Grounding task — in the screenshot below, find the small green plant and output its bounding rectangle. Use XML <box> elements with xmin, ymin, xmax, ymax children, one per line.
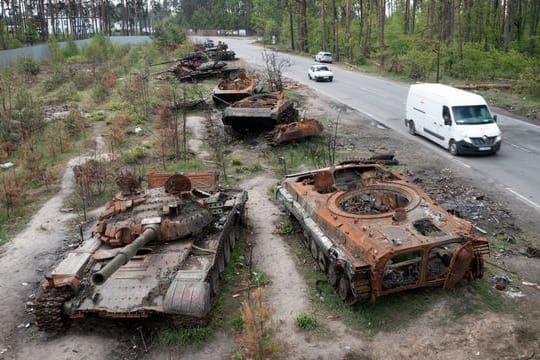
<box><xmin>229</xmin><ymin>310</ymin><xmax>244</xmax><ymax>333</ymax></box>
<box><xmin>92</xmin><ymin>83</ymin><xmax>109</xmax><ymax>103</ymax></box>
<box><xmin>277</xmin><ymin>222</ymin><xmax>295</xmax><ymax>236</ymax></box>
<box><xmin>124</xmin><ymin>146</ymin><xmax>147</xmax><ymax>164</ymax></box>
<box><xmin>88</xmin><ymin>111</ymin><xmax>106</xmax><ymax>122</ymax></box>
<box><xmin>231</xmin><ymin>158</ymin><xmax>243</xmax><ymax>166</ymax></box>
<box><xmin>251</xmin><ymin>271</ymin><xmax>270</xmax><ymax>287</ymax></box>
<box><xmin>18</xmin><ymin>57</ymin><xmax>40</xmax><ymax>76</ymax></box>
<box><xmin>295</xmin><ymin>311</ymin><xmax>320</xmax><ymax>331</ymax></box>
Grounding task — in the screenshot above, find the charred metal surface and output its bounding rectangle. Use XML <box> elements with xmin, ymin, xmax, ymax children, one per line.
<box><xmin>153</xmin><ymin>52</ymin><xmax>241</xmax><ymax>82</ymax></box>
<box><xmin>34</xmin><ymin>172</ymin><xmax>247</xmax><ymax>331</ymax></box>
<box><xmin>222</xmin><ymin>92</ymin><xmax>299</xmax><ymax>131</ymax></box>
<box><xmin>275</xmin><ymin>157</ymin><xmax>489</xmax><ymax>304</ymax></box>
<box><xmin>213</xmin><ymin>73</ymin><xmax>259</xmax><ymax>106</ymax></box>
<box><xmin>265</xmin><ymin>118</ymin><xmax>324</xmax><ymax>145</ymax></box>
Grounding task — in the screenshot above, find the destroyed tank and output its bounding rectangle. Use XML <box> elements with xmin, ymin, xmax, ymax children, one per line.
<box><xmin>275</xmin><ymin>157</ymin><xmax>489</xmax><ymax>304</ymax></box>
<box><xmin>34</xmin><ymin>172</ymin><xmax>247</xmax><ymax>331</ymax></box>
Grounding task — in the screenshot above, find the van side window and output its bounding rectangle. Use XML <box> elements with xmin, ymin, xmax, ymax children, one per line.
<box><xmin>442</xmin><ymin>106</ymin><xmax>451</xmax><ymax>124</ymax></box>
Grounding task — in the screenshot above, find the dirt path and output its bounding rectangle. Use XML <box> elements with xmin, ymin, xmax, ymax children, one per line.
<box><xmin>1</xmin><ymin>91</ymin><xmax>538</xmax><ymax>360</ymax></box>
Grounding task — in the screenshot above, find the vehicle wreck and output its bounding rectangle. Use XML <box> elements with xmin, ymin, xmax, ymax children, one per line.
<box><xmin>33</xmin><ymin>172</ymin><xmax>247</xmax><ymax>331</ymax></box>
<box><xmin>212</xmin><ymin>73</ymin><xmax>262</xmax><ymax>106</ymax></box>
<box><xmin>222</xmin><ymin>92</ymin><xmax>298</xmax><ymax>131</ymax></box>
<box><xmin>265</xmin><ymin>118</ymin><xmax>324</xmax><ymax>145</ymax></box>
<box><xmin>275</xmin><ymin>158</ymin><xmax>489</xmax><ymax>303</ymax></box>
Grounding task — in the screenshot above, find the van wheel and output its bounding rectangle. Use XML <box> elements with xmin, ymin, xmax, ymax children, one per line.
<box><xmin>407</xmin><ymin>121</ymin><xmax>416</xmax><ymax>135</ymax></box>
<box><xmin>449</xmin><ymin>140</ymin><xmax>459</xmax><ymax>156</ymax></box>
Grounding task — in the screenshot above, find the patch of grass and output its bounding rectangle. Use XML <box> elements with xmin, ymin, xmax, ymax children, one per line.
<box><xmin>250</xmin><ymin>271</ymin><xmax>270</xmax><ymax>287</ymax></box>
<box><xmin>160</xmin><ymin>325</ymin><xmax>211</xmax><ymax>346</ymax></box>
<box><xmin>88</xmin><ymin>111</ymin><xmax>106</xmax><ymax>122</ymax></box>
<box><xmin>277</xmin><ymin>222</ymin><xmax>295</xmax><ymax>236</ymax></box>
<box><xmin>284</xmin><ymin>90</ymin><xmax>304</xmax><ymax>103</ymax></box>
<box><xmin>231</xmin><ymin>158</ymin><xmax>243</xmax><ymax>166</ymax></box>
<box><xmin>233</xmin><ymin>163</ymin><xmax>264</xmax><ymax>176</ymax></box>
<box><xmin>165</xmin><ymin>159</ymin><xmax>208</xmax><ymax>173</ymax></box>
<box><xmin>295</xmin><ymin>311</ymin><xmax>320</xmax><ymax>331</ymax></box>
<box><xmin>106</xmin><ymin>100</ymin><xmax>127</xmax><ymax>111</ymax></box>
<box><xmin>263</xmin><ymin>137</ymin><xmax>333</xmax><ymax>176</ymax></box>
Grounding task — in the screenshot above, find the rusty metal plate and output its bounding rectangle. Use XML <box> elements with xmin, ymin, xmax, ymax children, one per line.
<box><xmin>443</xmin><ymin>242</ymin><xmax>474</xmax><ymax>289</ymax></box>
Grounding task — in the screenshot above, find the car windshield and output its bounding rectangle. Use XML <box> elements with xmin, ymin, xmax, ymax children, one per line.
<box><xmin>316</xmin><ymin>66</ymin><xmax>329</xmax><ymax>71</ymax></box>
<box><xmin>452</xmin><ymin>105</ymin><xmax>494</xmax><ymax>125</ymax></box>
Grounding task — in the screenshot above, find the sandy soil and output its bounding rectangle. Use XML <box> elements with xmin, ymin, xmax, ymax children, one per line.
<box><xmin>0</xmin><ymin>86</ymin><xmax>539</xmax><ymax>360</ymax></box>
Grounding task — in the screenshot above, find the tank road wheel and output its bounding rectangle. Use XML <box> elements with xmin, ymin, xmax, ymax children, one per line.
<box><xmin>327</xmin><ymin>262</ymin><xmax>339</xmax><ymax>287</ymax></box>
<box><xmin>407</xmin><ymin>120</ymin><xmax>416</xmax><ymax>135</ymax></box>
<box><xmin>34</xmin><ymin>287</ymin><xmax>74</xmax><ymax>332</ymax></box>
<box><xmin>210</xmin><ymin>268</ymin><xmax>221</xmax><ymax>296</ymax></box>
<box><xmin>224</xmin><ymin>239</ymin><xmax>231</xmax><ymax>264</ymax></box>
<box><xmin>310</xmin><ymin>239</ymin><xmax>319</xmax><ymax>260</ymax></box>
<box><xmin>317</xmin><ymin>251</ymin><xmax>328</xmax><ymax>273</ymax></box>
<box><xmin>217</xmin><ymin>249</ymin><xmax>225</xmax><ymax>273</ymax></box>
<box><xmin>337</xmin><ymin>276</ymin><xmax>356</xmax><ymax>304</ymax></box>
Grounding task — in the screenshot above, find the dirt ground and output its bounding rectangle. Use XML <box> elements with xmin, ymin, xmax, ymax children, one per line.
<box><xmin>0</xmin><ymin>84</ymin><xmax>539</xmax><ymax>360</ymax></box>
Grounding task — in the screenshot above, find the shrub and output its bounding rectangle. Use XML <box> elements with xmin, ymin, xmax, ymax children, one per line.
<box><xmin>43</xmin><ymin>66</ymin><xmax>67</xmax><ymax>91</ymax></box>
<box><xmin>295</xmin><ymin>312</ymin><xmax>320</xmax><ymax>331</ymax></box>
<box><xmin>92</xmin><ymin>83</ymin><xmax>109</xmax><ymax>103</ymax></box>
<box><xmin>61</xmin><ymin>36</ymin><xmax>79</xmax><ymax>59</ymax></box>
<box><xmin>72</xmin><ymin>70</ymin><xmax>95</xmax><ymax>90</ymax></box>
<box><xmin>17</xmin><ymin>57</ymin><xmax>40</xmax><ymax>76</ymax></box>
<box><xmin>277</xmin><ymin>222</ymin><xmax>295</xmax><ymax>236</ymax></box>
<box><xmin>124</xmin><ymin>146</ymin><xmax>147</xmax><ymax>164</ymax></box>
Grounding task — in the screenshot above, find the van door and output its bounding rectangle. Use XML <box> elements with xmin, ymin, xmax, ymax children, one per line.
<box><xmin>423</xmin><ymin>103</ymin><xmax>446</xmax><ymax>146</ymax></box>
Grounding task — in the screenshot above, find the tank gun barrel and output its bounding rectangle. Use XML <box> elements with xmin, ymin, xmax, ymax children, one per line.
<box><xmin>92</xmin><ymin>226</ymin><xmax>158</xmax><ymax>285</ymax></box>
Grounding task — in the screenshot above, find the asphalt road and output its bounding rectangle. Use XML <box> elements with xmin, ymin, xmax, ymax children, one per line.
<box><xmin>197</xmin><ymin>36</ymin><xmax>540</xmax><ymax>214</ymax></box>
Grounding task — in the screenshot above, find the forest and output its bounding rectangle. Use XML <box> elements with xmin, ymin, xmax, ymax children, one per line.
<box><xmin>1</xmin><ymin>0</ymin><xmax>539</xmax><ymax>92</ymax></box>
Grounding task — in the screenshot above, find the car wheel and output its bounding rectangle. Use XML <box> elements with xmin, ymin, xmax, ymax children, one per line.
<box><xmin>329</xmin><ymin>77</ymin><xmax>333</xmax><ymax>82</ymax></box>
<box><xmin>449</xmin><ymin>140</ymin><xmax>459</xmax><ymax>156</ymax></box>
<box><xmin>407</xmin><ymin>120</ymin><xmax>416</xmax><ymax>135</ymax></box>
<box><xmin>308</xmin><ymin>74</ymin><xmax>311</xmax><ymax>80</ymax></box>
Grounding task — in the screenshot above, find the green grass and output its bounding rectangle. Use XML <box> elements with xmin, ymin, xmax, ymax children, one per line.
<box><xmin>277</xmin><ymin>222</ymin><xmax>295</xmax><ymax>236</ymax></box>
<box><xmin>164</xmin><ymin>159</ymin><xmax>209</xmax><ymax>173</ymax></box>
<box><xmin>160</xmin><ymin>325</ymin><xmax>212</xmax><ymax>346</ymax></box>
<box><xmin>295</xmin><ymin>311</ymin><xmax>320</xmax><ymax>331</ymax></box>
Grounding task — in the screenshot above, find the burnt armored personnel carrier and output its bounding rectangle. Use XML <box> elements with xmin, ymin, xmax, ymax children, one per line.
<box><xmin>275</xmin><ymin>159</ymin><xmax>489</xmax><ymax>303</ymax></box>
<box><xmin>34</xmin><ymin>172</ymin><xmax>247</xmax><ymax>331</ymax></box>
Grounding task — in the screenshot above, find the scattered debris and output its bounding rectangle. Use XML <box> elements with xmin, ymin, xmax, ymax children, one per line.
<box><xmin>213</xmin><ymin>73</ymin><xmax>260</xmax><ymax>106</ymax></box>
<box><xmin>266</xmin><ymin>118</ymin><xmax>324</xmax><ymax>145</ymax></box>
<box><xmin>0</xmin><ymin>162</ymin><xmax>14</xmax><ymax>169</ymax></box>
<box><xmin>526</xmin><ymin>246</ymin><xmax>540</xmax><ymax>258</ymax></box>
<box><xmin>493</xmin><ymin>275</ymin><xmax>510</xmax><ymax>290</ymax></box>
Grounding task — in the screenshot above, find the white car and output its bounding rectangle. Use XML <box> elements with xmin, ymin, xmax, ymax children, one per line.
<box><xmin>315</xmin><ymin>51</ymin><xmax>333</xmax><ymax>63</ymax></box>
<box><xmin>308</xmin><ymin>64</ymin><xmax>334</xmax><ymax>82</ymax></box>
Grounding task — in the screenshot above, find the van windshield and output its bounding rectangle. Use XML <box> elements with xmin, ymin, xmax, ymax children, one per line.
<box><xmin>452</xmin><ymin>105</ymin><xmax>494</xmax><ymax>125</ymax></box>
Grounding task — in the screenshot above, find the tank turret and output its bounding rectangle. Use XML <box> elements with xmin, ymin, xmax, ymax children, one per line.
<box><xmin>34</xmin><ymin>171</ymin><xmax>248</xmax><ymax>331</ymax></box>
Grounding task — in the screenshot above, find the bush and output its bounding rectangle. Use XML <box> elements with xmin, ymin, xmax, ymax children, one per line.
<box><xmin>152</xmin><ymin>15</ymin><xmax>186</xmax><ymax>49</ymax></box>
<box><xmin>61</xmin><ymin>36</ymin><xmax>79</xmax><ymax>59</ymax></box>
<box><xmin>295</xmin><ymin>312</ymin><xmax>320</xmax><ymax>331</ymax></box>
<box><xmin>82</xmin><ymin>33</ymin><xmax>113</xmax><ymax>64</ymax></box>
<box><xmin>43</xmin><ymin>66</ymin><xmax>67</xmax><ymax>91</ymax></box>
<box><xmin>92</xmin><ymin>83</ymin><xmax>109</xmax><ymax>103</ymax></box>
<box><xmin>124</xmin><ymin>146</ymin><xmax>147</xmax><ymax>164</ymax></box>
<box><xmin>72</xmin><ymin>69</ymin><xmax>95</xmax><ymax>90</ymax></box>
<box><xmin>17</xmin><ymin>57</ymin><xmax>40</xmax><ymax>76</ymax></box>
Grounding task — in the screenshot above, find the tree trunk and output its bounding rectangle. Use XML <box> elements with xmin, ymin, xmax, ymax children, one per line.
<box><xmin>297</xmin><ymin>0</ymin><xmax>308</xmax><ymax>52</ymax></box>
<box><xmin>321</xmin><ymin>0</ymin><xmax>327</xmax><ymax>51</ymax></box>
<box><xmin>528</xmin><ymin>0</ymin><xmax>540</xmax><ymax>55</ymax></box>
<box><xmin>404</xmin><ymin>0</ymin><xmax>410</xmax><ymax>34</ymax></box>
<box><xmin>344</xmin><ymin>0</ymin><xmax>352</xmax><ymax>61</ymax></box>
<box><xmin>288</xmin><ymin>0</ymin><xmax>295</xmax><ymax>50</ymax></box>
<box><xmin>331</xmin><ymin>0</ymin><xmax>338</xmax><ymax>60</ymax></box>
<box><xmin>411</xmin><ymin>0</ymin><xmax>418</xmax><ymax>33</ymax></box>
<box><xmin>378</xmin><ymin>0</ymin><xmax>385</xmax><ymax>67</ymax></box>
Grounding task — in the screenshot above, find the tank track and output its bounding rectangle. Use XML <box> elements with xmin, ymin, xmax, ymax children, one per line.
<box><xmin>34</xmin><ymin>287</ymin><xmax>74</xmax><ymax>332</ymax></box>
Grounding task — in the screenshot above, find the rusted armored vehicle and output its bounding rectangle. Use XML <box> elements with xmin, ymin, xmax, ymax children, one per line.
<box><xmin>275</xmin><ymin>159</ymin><xmax>489</xmax><ymax>303</ymax></box>
<box><xmin>222</xmin><ymin>92</ymin><xmax>298</xmax><ymax>131</ymax></box>
<box><xmin>266</xmin><ymin>118</ymin><xmax>324</xmax><ymax>145</ymax></box>
<box><xmin>34</xmin><ymin>172</ymin><xmax>247</xmax><ymax>331</ymax></box>
<box><xmin>213</xmin><ymin>73</ymin><xmax>262</xmax><ymax>106</ymax></box>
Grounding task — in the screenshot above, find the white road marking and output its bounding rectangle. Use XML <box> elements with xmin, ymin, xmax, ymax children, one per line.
<box><xmin>509</xmin><ymin>143</ymin><xmax>532</xmax><ymax>153</ymax></box>
<box><xmin>453</xmin><ymin>159</ymin><xmax>471</xmax><ymax>168</ymax></box>
<box><xmin>505</xmin><ymin>187</ymin><xmax>540</xmax><ymax>211</ymax></box>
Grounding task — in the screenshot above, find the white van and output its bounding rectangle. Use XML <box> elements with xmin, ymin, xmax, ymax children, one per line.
<box><xmin>405</xmin><ymin>83</ymin><xmax>501</xmax><ymax>155</ymax></box>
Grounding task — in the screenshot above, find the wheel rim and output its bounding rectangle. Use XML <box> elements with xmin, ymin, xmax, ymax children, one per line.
<box><xmin>449</xmin><ymin>141</ymin><xmax>458</xmax><ymax>155</ymax></box>
<box><xmin>408</xmin><ymin>121</ymin><xmax>415</xmax><ymax>135</ymax></box>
